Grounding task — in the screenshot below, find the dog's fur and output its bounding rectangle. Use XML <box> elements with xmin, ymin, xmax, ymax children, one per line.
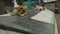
<box><xmin>11</xmin><ymin>6</ymin><xmax>28</xmax><ymax>16</ymax></box>
<box><xmin>33</xmin><ymin>5</ymin><xmax>43</xmax><ymax>11</ymax></box>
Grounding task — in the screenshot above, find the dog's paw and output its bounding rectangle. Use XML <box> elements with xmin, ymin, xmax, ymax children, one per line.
<box><xmin>20</xmin><ymin>14</ymin><xmax>25</xmax><ymax>16</ymax></box>
<box><xmin>11</xmin><ymin>13</ymin><xmax>15</xmax><ymax>16</ymax></box>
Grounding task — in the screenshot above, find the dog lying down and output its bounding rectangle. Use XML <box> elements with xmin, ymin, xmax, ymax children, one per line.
<box><xmin>33</xmin><ymin>5</ymin><xmax>44</xmax><ymax>11</ymax></box>
<box><xmin>11</xmin><ymin>6</ymin><xmax>28</xmax><ymax>16</ymax></box>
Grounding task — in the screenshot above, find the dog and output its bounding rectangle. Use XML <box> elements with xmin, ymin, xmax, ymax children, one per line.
<box><xmin>33</xmin><ymin>5</ymin><xmax>43</xmax><ymax>11</ymax></box>
<box><xmin>11</xmin><ymin>6</ymin><xmax>28</xmax><ymax>16</ymax></box>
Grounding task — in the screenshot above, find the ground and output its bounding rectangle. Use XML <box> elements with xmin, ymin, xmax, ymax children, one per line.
<box><xmin>0</xmin><ymin>2</ymin><xmax>55</xmax><ymax>34</ymax></box>
<box><xmin>0</xmin><ymin>8</ymin><xmax>55</xmax><ymax>34</ymax></box>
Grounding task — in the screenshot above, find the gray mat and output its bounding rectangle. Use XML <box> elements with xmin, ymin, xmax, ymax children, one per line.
<box><xmin>0</xmin><ymin>10</ymin><xmax>55</xmax><ymax>34</ymax></box>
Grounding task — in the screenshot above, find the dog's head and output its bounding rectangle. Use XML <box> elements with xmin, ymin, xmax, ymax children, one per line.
<box><xmin>16</xmin><ymin>6</ymin><xmax>24</xmax><ymax>11</ymax></box>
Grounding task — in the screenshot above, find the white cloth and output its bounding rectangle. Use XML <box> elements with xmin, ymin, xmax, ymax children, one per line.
<box><xmin>13</xmin><ymin>0</ymin><xmax>19</xmax><ymax>12</ymax></box>
<box><xmin>31</xmin><ymin>8</ymin><xmax>55</xmax><ymax>24</ymax></box>
<box><xmin>13</xmin><ymin>0</ymin><xmax>19</xmax><ymax>8</ymax></box>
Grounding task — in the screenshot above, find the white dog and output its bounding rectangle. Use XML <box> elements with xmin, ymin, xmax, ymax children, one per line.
<box><xmin>33</xmin><ymin>5</ymin><xmax>44</xmax><ymax>11</ymax></box>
